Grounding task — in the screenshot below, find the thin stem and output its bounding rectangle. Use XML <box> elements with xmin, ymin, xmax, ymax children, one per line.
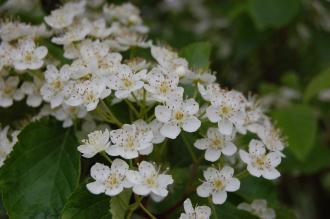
<box><xmin>181</xmin><ymin>134</ymin><xmax>198</xmax><ymax>164</ymax></box>
<box><xmin>235</xmin><ymin>169</ymin><xmax>249</xmax><ymax>179</ymax></box>
<box><xmin>100</xmin><ymin>152</ymin><xmax>112</xmax><ymax>164</ymax></box>
<box><xmin>146</xmin><ymin>113</ymin><xmax>155</xmax><ymax>122</ymax></box>
<box><xmin>209</xmin><ymin>197</ymin><xmax>219</xmax><ymax>219</ymax></box>
<box><xmin>139</xmin><ymin>202</ymin><xmax>157</xmax><ymax>219</ymax></box>
<box><xmin>126</xmin><ymin>195</ymin><xmax>142</xmax><ymax>219</ymax></box>
<box><xmin>100</xmin><ymin>100</ymin><xmax>123</xmax><ymax>127</ymax></box>
<box><xmin>124</xmin><ymin>99</ymin><xmax>140</xmax><ymax>117</ymax></box>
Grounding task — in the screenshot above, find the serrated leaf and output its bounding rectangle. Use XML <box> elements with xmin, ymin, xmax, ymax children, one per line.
<box><xmin>61</xmin><ymin>184</ymin><xmax>111</xmax><ymax>219</ymax></box>
<box><xmin>304</xmin><ymin>68</ymin><xmax>330</xmax><ymax>102</ymax></box>
<box><xmin>110</xmin><ymin>190</ymin><xmax>132</xmax><ymax>219</ymax></box>
<box><xmin>180</xmin><ymin>42</ymin><xmax>212</xmax><ymax>69</ymax></box>
<box><xmin>0</xmin><ymin>118</ymin><xmax>80</xmax><ymax>219</ymax></box>
<box><xmin>271</xmin><ymin>104</ymin><xmax>317</xmax><ymax>161</ymax></box>
<box><xmin>248</xmin><ymin>0</ymin><xmax>300</xmax><ymax>29</ymax></box>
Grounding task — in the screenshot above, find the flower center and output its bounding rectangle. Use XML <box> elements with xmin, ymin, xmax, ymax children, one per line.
<box><xmin>175</xmin><ymin>111</ymin><xmax>184</xmax><ymax>121</ymax></box>
<box><xmin>159</xmin><ymin>82</ymin><xmax>169</xmax><ymax>94</ymax></box>
<box><xmin>144</xmin><ymin>174</ymin><xmax>157</xmax><ymax>188</ymax></box>
<box><xmin>51</xmin><ymin>80</ymin><xmax>63</xmax><ymax>89</ymax></box>
<box><xmin>24</xmin><ymin>53</ymin><xmax>33</xmax><ymax>62</ymax></box>
<box><xmin>123</xmin><ymin>78</ymin><xmax>133</xmax><ymax>88</ymax></box>
<box><xmin>124</xmin><ymin>136</ymin><xmax>136</xmax><ymax>150</ymax></box>
<box><xmin>105</xmin><ymin>173</ymin><xmax>120</xmax><ymax>188</ymax></box>
<box><xmin>211</xmin><ymin>138</ymin><xmax>223</xmax><ymax>149</ymax></box>
<box><xmin>218</xmin><ymin>105</ymin><xmax>232</xmax><ymax>117</ymax></box>
<box><xmin>212</xmin><ymin>179</ymin><xmax>224</xmax><ymax>191</ymax></box>
<box><xmin>3</xmin><ymin>86</ymin><xmax>14</xmax><ymax>95</ymax></box>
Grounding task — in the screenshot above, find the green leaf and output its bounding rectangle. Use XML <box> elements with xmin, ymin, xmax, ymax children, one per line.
<box><xmin>238</xmin><ymin>176</ymin><xmax>277</xmax><ymax>204</ymax></box>
<box><xmin>215</xmin><ymin>202</ymin><xmax>259</xmax><ymax>219</ymax></box>
<box><xmin>248</xmin><ymin>0</ymin><xmax>300</xmax><ymax>29</ymax></box>
<box><xmin>61</xmin><ymin>184</ymin><xmax>111</xmax><ymax>219</ymax></box>
<box><xmin>110</xmin><ymin>190</ymin><xmax>132</xmax><ymax>219</ymax></box>
<box><xmin>0</xmin><ymin>118</ymin><xmax>80</xmax><ymax>219</ymax></box>
<box><xmin>304</xmin><ymin>68</ymin><xmax>330</xmax><ymax>102</ymax></box>
<box><xmin>271</xmin><ymin>104</ymin><xmax>317</xmax><ymax>161</ymax></box>
<box><xmin>274</xmin><ymin>206</ymin><xmax>298</xmax><ymax>219</ymax></box>
<box><xmin>180</xmin><ymin>42</ymin><xmax>212</xmax><ymax>69</ymax></box>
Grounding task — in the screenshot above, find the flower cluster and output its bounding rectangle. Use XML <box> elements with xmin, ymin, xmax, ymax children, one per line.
<box><xmin>0</xmin><ymin>0</ymin><xmax>287</xmax><ymax>217</ymax></box>
<box><xmin>238</xmin><ymin>199</ymin><xmax>276</xmax><ymax>219</ymax></box>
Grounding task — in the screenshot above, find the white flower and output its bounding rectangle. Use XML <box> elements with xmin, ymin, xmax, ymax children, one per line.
<box><xmin>52</xmin><ymin>103</ymin><xmax>88</xmax><ymax>127</ymax></box>
<box><xmin>44</xmin><ymin>1</ymin><xmax>86</xmax><ymax>29</ymax></box>
<box><xmin>109</xmin><ymin>64</ymin><xmax>146</xmax><ymax>99</ymax></box>
<box><xmin>238</xmin><ymin>199</ymin><xmax>276</xmax><ymax>219</ymax></box>
<box><xmin>89</xmin><ymin>19</ymin><xmax>113</xmax><ymax>39</ymax></box>
<box><xmin>0</xmin><ymin>21</ymin><xmax>49</xmax><ymax>42</ymax></box>
<box><xmin>206</xmin><ymin>90</ymin><xmax>246</xmax><ymax>135</ymax></box>
<box><xmin>134</xmin><ymin>119</ymin><xmax>166</xmax><ymax>145</ymax></box>
<box><xmin>239</xmin><ymin>139</ymin><xmax>281</xmax><ymax>180</ymax></box>
<box><xmin>13</xmin><ymin>38</ymin><xmax>48</xmax><ymax>70</ymax></box>
<box><xmin>198</xmin><ymin>83</ymin><xmax>223</xmax><ymax>103</ymax></box>
<box><xmin>78</xmin><ymin>129</ymin><xmax>111</xmax><ymax>158</ymax></box>
<box><xmin>51</xmin><ymin>19</ymin><xmax>92</xmax><ymax>45</ymax></box>
<box><xmin>20</xmin><ymin>76</ymin><xmax>43</xmax><ymax>107</ymax></box>
<box><xmin>0</xmin><ymin>126</ymin><xmax>19</xmax><ymax>167</ymax></box>
<box><xmin>155</xmin><ymin>98</ymin><xmax>201</xmax><ymax>139</ymax></box>
<box><xmin>65</xmin><ymin>77</ymin><xmax>110</xmax><ymax>111</ymax></box>
<box><xmin>194</xmin><ymin>127</ymin><xmax>237</xmax><ymax>162</ymax></box>
<box><xmin>179</xmin><ymin>198</ymin><xmax>211</xmax><ymax>219</ymax></box>
<box><xmin>151</xmin><ymin>45</ymin><xmax>189</xmax><ymax>77</ymax></box>
<box><xmin>197</xmin><ymin>166</ymin><xmax>240</xmax><ymax>205</ymax></box>
<box><xmin>0</xmin><ymin>42</ymin><xmax>14</xmax><ymax>70</ymax></box>
<box><xmin>106</xmin><ymin>124</ymin><xmax>153</xmax><ymax>159</ymax></box>
<box><xmin>144</xmin><ymin>67</ymin><xmax>184</xmax><ymax>102</ymax></box>
<box><xmin>181</xmin><ymin>70</ymin><xmax>216</xmax><ymax>85</ymax></box>
<box><xmin>41</xmin><ymin>65</ymin><xmax>71</xmax><ymax>108</ymax></box>
<box><xmin>255</xmin><ymin>123</ymin><xmax>285</xmax><ymax>153</ymax></box>
<box><xmin>126</xmin><ymin>161</ymin><xmax>173</xmax><ymax>201</ymax></box>
<box><xmin>0</xmin><ymin>76</ymin><xmax>24</xmax><ymax>107</ymax></box>
<box><xmin>103</xmin><ymin>3</ymin><xmax>143</xmax><ymax>26</ymax></box>
<box><xmin>86</xmin><ymin>159</ymin><xmax>131</xmax><ymax>196</ymax></box>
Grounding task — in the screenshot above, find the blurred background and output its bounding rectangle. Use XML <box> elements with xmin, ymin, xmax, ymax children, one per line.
<box><xmin>1</xmin><ymin>0</ymin><xmax>330</xmax><ymax>218</ymax></box>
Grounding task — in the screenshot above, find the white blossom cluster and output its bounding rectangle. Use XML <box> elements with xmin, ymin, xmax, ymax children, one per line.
<box><xmin>238</xmin><ymin>199</ymin><xmax>276</xmax><ymax>219</ymax></box>
<box><xmin>0</xmin><ymin>0</ymin><xmax>286</xmax><ymax>215</ymax></box>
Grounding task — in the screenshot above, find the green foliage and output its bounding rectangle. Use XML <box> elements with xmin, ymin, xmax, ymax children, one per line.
<box><xmin>0</xmin><ymin>118</ymin><xmax>80</xmax><ymax>219</ymax></box>
<box><xmin>271</xmin><ymin>104</ymin><xmax>317</xmax><ymax>161</ymax></box>
<box><xmin>305</xmin><ymin>68</ymin><xmax>330</xmax><ymax>102</ymax></box>
<box><xmin>109</xmin><ymin>190</ymin><xmax>131</xmax><ymax>219</ymax></box>
<box><xmin>248</xmin><ymin>0</ymin><xmax>300</xmax><ymax>30</ymax></box>
<box><xmin>215</xmin><ymin>202</ymin><xmax>259</xmax><ymax>219</ymax></box>
<box><xmin>180</xmin><ymin>42</ymin><xmax>212</xmax><ymax>69</ymax></box>
<box><xmin>61</xmin><ymin>184</ymin><xmax>111</xmax><ymax>219</ymax></box>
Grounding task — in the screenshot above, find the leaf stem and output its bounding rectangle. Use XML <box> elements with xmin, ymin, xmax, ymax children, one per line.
<box><xmin>100</xmin><ymin>152</ymin><xmax>112</xmax><ymax>164</ymax></box>
<box><xmin>209</xmin><ymin>197</ymin><xmax>219</xmax><ymax>219</ymax></box>
<box><xmin>124</xmin><ymin>99</ymin><xmax>140</xmax><ymax>118</ymax></box>
<box><xmin>181</xmin><ymin>134</ymin><xmax>198</xmax><ymax>164</ymax></box>
<box><xmin>139</xmin><ymin>202</ymin><xmax>157</xmax><ymax>219</ymax></box>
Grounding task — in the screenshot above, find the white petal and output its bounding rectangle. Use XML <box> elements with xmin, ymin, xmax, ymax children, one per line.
<box><xmin>262</xmin><ymin>168</ymin><xmax>280</xmax><ymax>180</ymax></box>
<box><xmin>183</xmin><ymin>199</ymin><xmax>194</xmax><ymax>214</ymax></box>
<box><xmin>138</xmin><ymin>161</ymin><xmax>156</xmax><ymax>175</ymax></box>
<box><xmin>194</xmin><ymin>139</ymin><xmax>211</xmax><ymax>150</ymax></box>
<box><xmin>183</xmin><ymin>98</ymin><xmax>199</xmax><ymax>115</ymax></box>
<box><xmin>203</xmin><ymin>167</ymin><xmax>219</xmax><ymax>181</ymax></box>
<box><xmin>212</xmin><ymin>191</ymin><xmax>227</xmax><ymax>204</ymax></box>
<box><xmin>196</xmin><ymin>183</ymin><xmax>212</xmax><ymax>197</ymax></box>
<box><xmin>225</xmin><ymin>178</ymin><xmax>240</xmax><ymax>192</ymax></box>
<box><xmin>90</xmin><ymin>163</ymin><xmax>110</xmax><ymax>181</ymax></box>
<box><xmin>182</xmin><ymin>116</ymin><xmax>201</xmax><ymax>132</ymax></box>
<box><xmin>195</xmin><ymin>206</ymin><xmax>211</xmax><ymax>218</ymax></box>
<box><xmin>155</xmin><ymin>105</ymin><xmax>171</xmax><ymax>123</ymax></box>
<box><xmin>239</xmin><ymin>150</ymin><xmax>251</xmax><ymax>164</ymax></box>
<box><xmin>86</xmin><ymin>181</ymin><xmax>105</xmax><ymax>194</ymax></box>
<box><xmin>247</xmin><ymin>165</ymin><xmax>262</xmax><ymax>177</ymax></box>
<box><xmin>133</xmin><ymin>184</ymin><xmax>151</xmax><ymax>196</ymax></box>
<box><xmin>222</xmin><ymin>142</ymin><xmax>237</xmax><ymax>156</ymax></box>
<box><xmin>249</xmin><ymin>139</ymin><xmax>266</xmax><ymax>156</ymax></box>
<box><xmin>111</xmin><ymin>158</ymin><xmax>129</xmax><ymax>173</ymax></box>
<box><xmin>206</xmin><ymin>106</ymin><xmax>220</xmax><ymax>122</ymax></box>
<box><xmin>105</xmin><ymin>186</ymin><xmax>123</xmax><ymax>196</ymax></box>
<box><xmin>218</xmin><ymin>119</ymin><xmax>233</xmax><ymax>135</ymax></box>
<box><xmin>266</xmin><ymin>152</ymin><xmax>281</xmax><ymax>167</ymax></box>
<box><xmin>205</xmin><ymin>148</ymin><xmax>221</xmax><ymax>162</ymax></box>
<box><xmin>160</xmin><ymin>123</ymin><xmax>181</xmax><ymax>139</ymax></box>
